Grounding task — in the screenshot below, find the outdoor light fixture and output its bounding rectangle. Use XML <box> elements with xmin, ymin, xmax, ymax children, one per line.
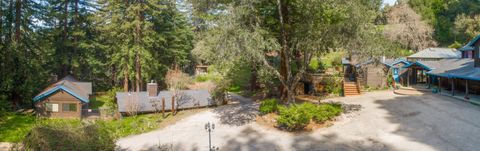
<box><xmin>205</xmin><ymin>122</ymin><xmax>219</xmax><ymax>151</ymax></box>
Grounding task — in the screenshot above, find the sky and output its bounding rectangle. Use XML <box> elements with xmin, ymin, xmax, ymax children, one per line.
<box><xmin>383</xmin><ymin>0</ymin><xmax>397</xmax><ymax>6</ymax></box>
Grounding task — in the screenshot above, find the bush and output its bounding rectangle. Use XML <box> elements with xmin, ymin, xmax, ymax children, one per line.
<box><xmin>276</xmin><ymin>103</ymin><xmax>343</xmax><ymax>131</ymax></box>
<box><xmin>324</xmin><ymin>77</ymin><xmax>343</xmax><ymax>95</ymax></box>
<box><xmin>23</xmin><ymin>121</ymin><xmax>116</xmax><ymax>151</ymax></box>
<box><xmin>277</xmin><ymin>105</ymin><xmax>311</xmax><ymax>131</ymax></box>
<box><xmin>312</xmin><ymin>103</ymin><xmax>342</xmax><ymax>123</ymax></box>
<box><xmin>259</xmin><ymin>99</ymin><xmax>279</xmax><ymax>114</ymax></box>
<box><xmin>195</xmin><ymin>75</ymin><xmax>209</xmax><ymax>82</ymax></box>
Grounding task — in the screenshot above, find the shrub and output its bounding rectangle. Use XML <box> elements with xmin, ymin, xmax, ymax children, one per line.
<box><xmin>312</xmin><ymin>103</ymin><xmax>342</xmax><ymax>123</ymax></box>
<box><xmin>324</xmin><ymin>77</ymin><xmax>343</xmax><ymax>95</ymax></box>
<box><xmin>23</xmin><ymin>121</ymin><xmax>116</xmax><ymax>151</ymax></box>
<box><xmin>276</xmin><ymin>103</ymin><xmax>343</xmax><ymax>131</ymax></box>
<box><xmin>195</xmin><ymin>75</ymin><xmax>209</xmax><ymax>82</ymax></box>
<box><xmin>259</xmin><ymin>99</ymin><xmax>279</xmax><ymax>114</ymax></box>
<box><xmin>277</xmin><ymin>104</ymin><xmax>312</xmax><ymax>131</ymax></box>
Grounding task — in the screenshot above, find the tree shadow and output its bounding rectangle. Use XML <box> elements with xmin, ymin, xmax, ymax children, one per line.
<box><xmin>212</xmin><ymin>93</ymin><xmax>259</xmax><ymax>126</ymax></box>
<box><xmin>212</xmin><ymin>102</ymin><xmax>259</xmax><ymax>126</ymax></box>
<box><xmin>291</xmin><ymin>133</ymin><xmax>394</xmax><ymax>151</ymax></box>
<box><xmin>374</xmin><ymin>93</ymin><xmax>480</xmax><ymax>151</ymax></box>
<box><xmin>220</xmin><ymin>127</ymin><xmax>281</xmax><ymax>151</ymax></box>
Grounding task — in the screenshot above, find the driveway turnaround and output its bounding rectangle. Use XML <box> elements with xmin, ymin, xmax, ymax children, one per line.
<box><xmin>116</xmin><ymin>91</ymin><xmax>480</xmax><ymax>151</ymax></box>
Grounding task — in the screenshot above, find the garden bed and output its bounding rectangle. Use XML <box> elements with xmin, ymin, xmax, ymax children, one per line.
<box><xmin>256</xmin><ymin>98</ymin><xmax>344</xmax><ymax>132</ymax></box>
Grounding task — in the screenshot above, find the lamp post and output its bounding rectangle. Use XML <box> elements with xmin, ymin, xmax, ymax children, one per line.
<box><xmin>205</xmin><ymin>122</ymin><xmax>219</xmax><ymax>151</ymax></box>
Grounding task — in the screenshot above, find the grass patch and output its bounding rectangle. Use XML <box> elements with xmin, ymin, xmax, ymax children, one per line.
<box><xmin>0</xmin><ymin>114</ymin><xmax>36</xmax><ymax>142</ymax></box>
<box><xmin>0</xmin><ymin>108</ymin><xmax>207</xmax><ymax>143</ymax></box>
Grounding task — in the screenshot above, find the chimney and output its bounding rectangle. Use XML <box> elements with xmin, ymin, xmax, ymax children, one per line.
<box><xmin>50</xmin><ymin>74</ymin><xmax>58</xmax><ymax>83</ymax></box>
<box><xmin>147</xmin><ymin>80</ymin><xmax>158</xmax><ymax>97</ymax></box>
<box><xmin>475</xmin><ymin>46</ymin><xmax>480</xmax><ymax>68</ymax></box>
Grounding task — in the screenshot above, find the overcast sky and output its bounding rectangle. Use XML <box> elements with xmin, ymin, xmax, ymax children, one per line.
<box><xmin>383</xmin><ymin>0</ymin><xmax>397</xmax><ymax>6</ymax></box>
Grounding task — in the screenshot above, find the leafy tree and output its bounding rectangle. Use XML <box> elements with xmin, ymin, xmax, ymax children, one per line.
<box><xmin>383</xmin><ymin>3</ymin><xmax>437</xmax><ymax>51</ymax></box>
<box><xmin>192</xmin><ymin>0</ymin><xmax>390</xmax><ymax>103</ymax></box>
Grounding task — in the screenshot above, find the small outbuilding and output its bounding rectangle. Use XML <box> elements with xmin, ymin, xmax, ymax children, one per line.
<box><xmin>33</xmin><ymin>75</ymin><xmax>92</xmax><ymax>119</ymax></box>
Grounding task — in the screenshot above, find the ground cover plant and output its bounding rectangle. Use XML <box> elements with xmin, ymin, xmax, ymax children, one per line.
<box><xmin>259</xmin><ymin>98</ymin><xmax>279</xmax><ymax>114</ymax></box>
<box><xmin>276</xmin><ymin>102</ymin><xmax>343</xmax><ymax>131</ymax></box>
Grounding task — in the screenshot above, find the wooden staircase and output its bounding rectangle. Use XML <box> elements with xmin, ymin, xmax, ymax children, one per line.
<box><xmin>344</xmin><ymin>81</ymin><xmax>361</xmax><ymax>96</ymax></box>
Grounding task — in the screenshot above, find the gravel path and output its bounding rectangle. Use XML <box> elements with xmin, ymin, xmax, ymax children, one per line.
<box><xmin>116</xmin><ymin>91</ymin><xmax>480</xmax><ymax>151</ymax></box>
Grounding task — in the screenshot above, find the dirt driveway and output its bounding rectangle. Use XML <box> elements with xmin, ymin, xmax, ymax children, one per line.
<box><xmin>116</xmin><ymin>91</ymin><xmax>480</xmax><ymax>151</ymax></box>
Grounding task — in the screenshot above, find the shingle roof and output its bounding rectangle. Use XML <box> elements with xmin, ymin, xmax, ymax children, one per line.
<box><xmin>33</xmin><ymin>75</ymin><xmax>92</xmax><ymax>103</ymax></box>
<box><xmin>382</xmin><ymin>58</ymin><xmax>408</xmax><ymax>67</ymax></box>
<box><xmin>116</xmin><ymin>89</ymin><xmax>213</xmax><ymax>113</ymax></box>
<box><xmin>408</xmin><ymin>48</ymin><xmax>460</xmax><ymax>59</ymax></box>
<box><xmin>459</xmin><ymin>35</ymin><xmax>480</xmax><ymax>51</ymax></box>
<box><xmin>426</xmin><ymin>59</ymin><xmax>480</xmax><ymax>80</ymax></box>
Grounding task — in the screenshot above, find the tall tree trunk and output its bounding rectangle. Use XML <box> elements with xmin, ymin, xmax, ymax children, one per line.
<box><xmin>72</xmin><ymin>0</ymin><xmax>78</xmax><ymax>74</ymax></box>
<box><xmin>135</xmin><ymin>0</ymin><xmax>144</xmax><ymax>92</ymax></box>
<box><xmin>135</xmin><ymin>52</ymin><xmax>140</xmax><ymax>92</ymax></box>
<box><xmin>62</xmin><ymin>0</ymin><xmax>69</xmax><ymax>76</ymax></box>
<box><xmin>124</xmin><ymin>45</ymin><xmax>130</xmax><ymax>92</ymax></box>
<box><xmin>6</xmin><ymin>0</ymin><xmax>13</xmax><ymax>43</ymax></box>
<box><xmin>276</xmin><ymin>0</ymin><xmax>293</xmax><ymax>104</ymax></box>
<box><xmin>13</xmin><ymin>0</ymin><xmax>20</xmax><ymax>42</ymax></box>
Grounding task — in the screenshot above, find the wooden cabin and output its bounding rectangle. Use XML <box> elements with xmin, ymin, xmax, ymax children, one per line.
<box><xmin>33</xmin><ymin>76</ymin><xmax>92</xmax><ymax>119</ymax></box>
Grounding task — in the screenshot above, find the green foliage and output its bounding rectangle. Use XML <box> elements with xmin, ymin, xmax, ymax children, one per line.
<box><xmin>277</xmin><ymin>105</ymin><xmax>312</xmax><ymax>131</ymax></box>
<box><xmin>1</xmin><ymin>113</ymin><xmax>170</xmax><ymax>143</ymax></box>
<box><xmin>409</xmin><ymin>0</ymin><xmax>480</xmax><ymax>45</ymax></box>
<box><xmin>259</xmin><ymin>99</ymin><xmax>279</xmax><ymax>114</ymax></box>
<box><xmin>320</xmin><ymin>51</ymin><xmax>346</xmax><ymax>69</ymax></box>
<box><xmin>276</xmin><ymin>103</ymin><xmax>343</xmax><ymax>131</ymax></box>
<box><xmin>99</xmin><ymin>114</ymin><xmax>166</xmax><ymax>139</ymax></box>
<box><xmin>0</xmin><ymin>114</ymin><xmax>36</xmax><ymax>142</ymax></box>
<box><xmin>194</xmin><ymin>75</ymin><xmax>209</xmax><ymax>82</ymax></box>
<box><xmin>449</xmin><ymin>41</ymin><xmax>463</xmax><ymax>49</ymax></box>
<box><xmin>308</xmin><ymin>57</ymin><xmax>321</xmax><ymax>72</ymax></box>
<box><xmin>312</xmin><ymin>103</ymin><xmax>342</xmax><ymax>122</ymax></box>
<box><xmin>324</xmin><ymin>77</ymin><xmax>343</xmax><ymax>95</ymax></box>
<box><xmin>23</xmin><ymin>121</ymin><xmax>115</xmax><ymax>151</ymax></box>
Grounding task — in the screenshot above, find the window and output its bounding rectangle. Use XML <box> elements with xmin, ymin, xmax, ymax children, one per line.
<box><xmin>62</xmin><ymin>103</ymin><xmax>77</xmax><ymax>112</ymax></box>
<box><xmin>45</xmin><ymin>103</ymin><xmax>59</xmax><ymax>112</ymax></box>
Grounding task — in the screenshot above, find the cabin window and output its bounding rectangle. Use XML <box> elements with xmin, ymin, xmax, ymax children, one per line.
<box><xmin>62</xmin><ymin>103</ymin><xmax>77</xmax><ymax>112</ymax></box>
<box><xmin>45</xmin><ymin>103</ymin><xmax>59</xmax><ymax>112</ymax></box>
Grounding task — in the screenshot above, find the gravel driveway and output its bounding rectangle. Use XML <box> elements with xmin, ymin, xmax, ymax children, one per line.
<box><xmin>116</xmin><ymin>91</ymin><xmax>480</xmax><ymax>151</ymax></box>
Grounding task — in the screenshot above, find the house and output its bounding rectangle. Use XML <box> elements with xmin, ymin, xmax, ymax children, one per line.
<box><xmin>341</xmin><ymin>57</ymin><xmax>390</xmax><ymax>96</ymax></box>
<box><xmin>458</xmin><ymin>35</ymin><xmax>480</xmax><ymax>59</ymax></box>
<box><xmin>115</xmin><ymin>81</ymin><xmax>213</xmax><ymax>115</ymax></box>
<box><xmin>387</xmin><ymin>37</ymin><xmax>480</xmax><ymax>100</ymax></box>
<box><xmin>33</xmin><ymin>75</ymin><xmax>92</xmax><ymax>119</ymax></box>
<box><xmin>407</xmin><ymin>48</ymin><xmax>460</xmax><ymax>62</ymax></box>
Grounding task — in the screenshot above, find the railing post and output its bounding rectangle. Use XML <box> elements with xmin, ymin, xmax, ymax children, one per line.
<box><xmin>171</xmin><ymin>96</ymin><xmax>175</xmax><ymax>115</ymax></box>
<box><xmin>162</xmin><ymin>97</ymin><xmax>165</xmax><ymax>117</ymax></box>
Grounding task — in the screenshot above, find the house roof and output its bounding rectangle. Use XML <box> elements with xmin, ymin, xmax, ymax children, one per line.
<box><xmin>116</xmin><ymin>89</ymin><xmax>213</xmax><ymax>113</ymax></box>
<box><xmin>408</xmin><ymin>48</ymin><xmax>460</xmax><ymax>59</ymax></box>
<box><xmin>382</xmin><ymin>58</ymin><xmax>409</xmax><ymax>67</ymax></box>
<box><xmin>426</xmin><ymin>59</ymin><xmax>480</xmax><ymax>81</ymax></box>
<box><xmin>459</xmin><ymin>35</ymin><xmax>480</xmax><ymax>51</ymax></box>
<box><xmin>33</xmin><ymin>75</ymin><xmax>92</xmax><ymax>103</ymax></box>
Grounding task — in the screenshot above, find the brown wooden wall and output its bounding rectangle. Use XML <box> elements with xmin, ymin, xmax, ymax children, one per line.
<box><xmin>357</xmin><ymin>64</ymin><xmax>387</xmax><ymax>88</ymax></box>
<box><xmin>34</xmin><ymin>90</ymin><xmax>84</xmax><ymax>119</ymax></box>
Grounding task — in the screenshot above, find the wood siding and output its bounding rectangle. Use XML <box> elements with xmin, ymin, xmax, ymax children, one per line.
<box><xmin>34</xmin><ymin>90</ymin><xmax>84</xmax><ymax>119</ymax></box>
